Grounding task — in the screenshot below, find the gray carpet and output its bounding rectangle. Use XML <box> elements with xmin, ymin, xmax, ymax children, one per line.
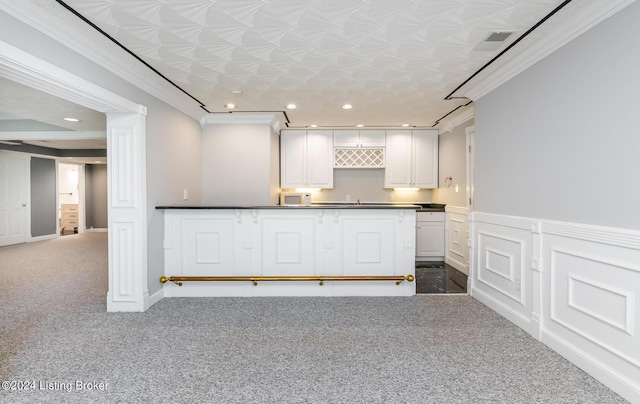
<box><xmin>0</xmin><ymin>234</ymin><xmax>627</xmax><ymax>403</ymax></box>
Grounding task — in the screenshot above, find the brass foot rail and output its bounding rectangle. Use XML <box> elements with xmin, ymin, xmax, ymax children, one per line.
<box><xmin>159</xmin><ymin>275</ymin><xmax>414</xmax><ymax>286</ymax></box>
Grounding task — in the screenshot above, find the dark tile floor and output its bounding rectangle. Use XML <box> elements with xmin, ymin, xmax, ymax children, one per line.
<box><xmin>415</xmin><ymin>261</ymin><xmax>468</xmax><ymax>294</ymax></box>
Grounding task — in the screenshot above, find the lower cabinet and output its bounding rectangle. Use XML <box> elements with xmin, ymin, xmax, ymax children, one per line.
<box><xmin>416</xmin><ymin>211</ymin><xmax>444</xmax><ymax>258</ymax></box>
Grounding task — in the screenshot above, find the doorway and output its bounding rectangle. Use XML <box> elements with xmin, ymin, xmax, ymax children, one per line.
<box><xmin>58</xmin><ymin>162</ymin><xmax>81</xmax><ymax>235</ymax></box>
<box><xmin>2</xmin><ymin>40</ymin><xmax>148</xmax><ymax>311</ymax></box>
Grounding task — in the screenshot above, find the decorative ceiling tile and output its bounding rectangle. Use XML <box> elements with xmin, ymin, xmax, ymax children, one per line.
<box><xmin>17</xmin><ymin>0</ymin><xmax>599</xmax><ymax>127</ymax></box>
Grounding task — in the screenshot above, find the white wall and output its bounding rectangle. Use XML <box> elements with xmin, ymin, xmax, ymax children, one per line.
<box><xmin>58</xmin><ymin>163</ymin><xmax>79</xmax><ymax>205</ymax></box>
<box><xmin>201</xmin><ymin>122</ymin><xmax>279</xmax><ymax>205</ymax></box>
<box><xmin>472</xmin><ymin>4</ymin><xmax>640</xmax><ymax>402</ymax></box>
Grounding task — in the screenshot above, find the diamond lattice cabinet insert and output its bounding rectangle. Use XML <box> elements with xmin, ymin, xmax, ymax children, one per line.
<box><xmin>57</xmin><ymin>0</ymin><xmax>566</xmax><ymax>126</ymax></box>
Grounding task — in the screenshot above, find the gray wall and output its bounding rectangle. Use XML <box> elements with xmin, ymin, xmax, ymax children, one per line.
<box><xmin>0</xmin><ymin>10</ymin><xmax>204</xmax><ymax>295</ymax></box>
<box><xmin>474</xmin><ymin>3</ymin><xmax>640</xmax><ymax>230</ymax></box>
<box><xmin>309</xmin><ymin>169</ymin><xmax>434</xmax><ymax>203</ymax></box>
<box><xmin>85</xmin><ymin>164</ymin><xmax>107</xmax><ymax>229</ymax></box>
<box><xmin>30</xmin><ymin>157</ymin><xmax>56</xmax><ymax>237</ymax></box>
<box><xmin>433</xmin><ymin>121</ymin><xmax>471</xmax><ymax>208</ymax></box>
<box><xmin>202</xmin><ymin>123</ymin><xmax>279</xmax><ymax>205</ymax></box>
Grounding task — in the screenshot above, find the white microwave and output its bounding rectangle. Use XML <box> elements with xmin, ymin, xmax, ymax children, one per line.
<box><xmin>280</xmin><ymin>192</ymin><xmax>311</xmax><ymax>206</ymax></box>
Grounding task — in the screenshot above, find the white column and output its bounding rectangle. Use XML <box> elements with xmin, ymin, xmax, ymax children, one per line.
<box><xmin>106</xmin><ymin>109</ymin><xmax>148</xmax><ymax>312</ymax></box>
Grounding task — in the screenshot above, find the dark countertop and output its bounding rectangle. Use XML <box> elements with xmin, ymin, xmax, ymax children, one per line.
<box><xmin>156</xmin><ymin>203</ymin><xmax>445</xmax><ymax>212</ymax></box>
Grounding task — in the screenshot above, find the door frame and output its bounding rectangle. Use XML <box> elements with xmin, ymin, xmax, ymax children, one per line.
<box><xmin>0</xmin><ymin>40</ymin><xmax>149</xmax><ymax>312</ymax></box>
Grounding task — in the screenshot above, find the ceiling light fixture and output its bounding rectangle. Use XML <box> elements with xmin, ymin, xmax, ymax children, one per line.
<box><xmin>224</xmin><ymin>103</ymin><xmax>236</xmax><ymax>110</ymax></box>
<box><xmin>342</xmin><ymin>104</ymin><xmax>353</xmax><ymax>110</ymax></box>
<box><xmin>63</xmin><ymin>117</ymin><xmax>80</xmax><ymax>122</ymax></box>
<box><xmin>286</xmin><ymin>104</ymin><xmax>297</xmax><ymax>109</ymax></box>
<box><xmin>231</xmin><ymin>90</ymin><xmax>243</xmax><ymax>94</ymax></box>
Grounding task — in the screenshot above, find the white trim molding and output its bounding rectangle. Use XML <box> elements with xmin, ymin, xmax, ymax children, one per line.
<box><xmin>200</xmin><ymin>113</ymin><xmax>282</xmax><ymax>132</ymax></box>
<box><xmin>444</xmin><ymin>205</ymin><xmax>469</xmax><ymax>275</ymax></box>
<box><xmin>438</xmin><ymin>106</ymin><xmax>474</xmax><ymax>134</ymax></box>
<box><xmin>0</xmin><ymin>1</ymin><xmax>204</xmax><ymax>120</ymax></box>
<box><xmin>463</xmin><ymin>0</ymin><xmax>636</xmax><ymax>101</ymax></box>
<box><xmin>471</xmin><ymin>211</ymin><xmax>640</xmax><ymax>403</ymax></box>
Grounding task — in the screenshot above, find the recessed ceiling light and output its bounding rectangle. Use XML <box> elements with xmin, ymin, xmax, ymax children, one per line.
<box><xmin>342</xmin><ymin>104</ymin><xmax>353</xmax><ymax>110</ymax></box>
<box><xmin>231</xmin><ymin>90</ymin><xmax>243</xmax><ymax>94</ymax></box>
<box><xmin>63</xmin><ymin>117</ymin><xmax>80</xmax><ymax>122</ymax></box>
<box><xmin>356</xmin><ymin>124</ymin><xmax>364</xmax><ymax>128</ymax></box>
<box><xmin>224</xmin><ymin>103</ymin><xmax>236</xmax><ymax>109</ymax></box>
<box><xmin>310</xmin><ymin>124</ymin><xmax>317</xmax><ymax>128</ymax></box>
<box><xmin>402</xmin><ymin>123</ymin><xmax>410</xmax><ymax>127</ymax></box>
<box><xmin>286</xmin><ymin>104</ymin><xmax>297</xmax><ymax>109</ymax></box>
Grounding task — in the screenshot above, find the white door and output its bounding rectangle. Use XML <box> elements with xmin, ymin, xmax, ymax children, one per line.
<box><xmin>0</xmin><ymin>151</ymin><xmax>28</xmax><ymax>246</ymax></box>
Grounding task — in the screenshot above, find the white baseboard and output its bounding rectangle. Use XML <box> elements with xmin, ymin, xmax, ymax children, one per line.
<box><xmin>146</xmin><ymin>288</ymin><xmax>164</xmax><ymax>309</ymax></box>
<box><xmin>543</xmin><ymin>330</ymin><xmax>640</xmax><ymax>404</ymax></box>
<box><xmin>471</xmin><ymin>285</ymin><xmax>533</xmax><ymax>333</ymax></box>
<box><xmin>29</xmin><ymin>234</ymin><xmax>58</xmax><ymax>243</ymax></box>
<box><xmin>85</xmin><ymin>228</ymin><xmax>108</xmax><ymax>233</ymax></box>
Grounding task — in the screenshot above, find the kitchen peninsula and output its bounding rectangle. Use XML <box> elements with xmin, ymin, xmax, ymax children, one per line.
<box><xmin>157</xmin><ymin>205</ymin><xmax>418</xmax><ymax>297</ymax></box>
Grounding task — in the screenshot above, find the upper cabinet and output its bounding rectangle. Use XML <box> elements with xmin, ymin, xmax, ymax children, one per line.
<box><xmin>384</xmin><ymin>129</ymin><xmax>438</xmax><ymax>189</ymax></box>
<box><xmin>334</xmin><ymin>130</ymin><xmax>385</xmax><ymax>148</ymax></box>
<box><xmin>281</xmin><ymin>130</ymin><xmax>333</xmax><ymax>189</ymax></box>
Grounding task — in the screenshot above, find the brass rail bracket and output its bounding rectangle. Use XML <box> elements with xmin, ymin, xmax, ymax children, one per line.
<box><xmin>159</xmin><ymin>274</ymin><xmax>415</xmax><ymax>287</ymax></box>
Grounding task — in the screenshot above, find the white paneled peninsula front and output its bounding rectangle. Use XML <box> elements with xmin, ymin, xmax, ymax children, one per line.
<box><xmin>157</xmin><ymin>205</ymin><xmax>417</xmax><ymax>297</ymax></box>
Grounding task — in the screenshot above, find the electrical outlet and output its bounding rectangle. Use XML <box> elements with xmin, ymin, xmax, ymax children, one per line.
<box><xmin>389</xmin><ymin>194</ymin><xmax>394</xmax><ymax>202</ymax></box>
<box><xmin>346</xmin><ymin>194</ymin><xmax>351</xmax><ymax>201</ymax></box>
<box><xmin>183</xmin><ymin>189</ymin><xmax>189</xmax><ymax>201</ymax></box>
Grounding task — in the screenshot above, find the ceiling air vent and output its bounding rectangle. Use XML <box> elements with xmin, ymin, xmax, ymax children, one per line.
<box><xmin>475</xmin><ymin>31</ymin><xmax>514</xmax><ymax>51</ymax></box>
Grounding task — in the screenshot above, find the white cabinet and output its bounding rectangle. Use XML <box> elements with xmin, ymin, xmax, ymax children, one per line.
<box><xmin>416</xmin><ymin>211</ymin><xmax>445</xmax><ymax>257</ymax></box>
<box><xmin>384</xmin><ymin>130</ymin><xmax>438</xmax><ymax>188</ymax></box>
<box><xmin>281</xmin><ymin>130</ymin><xmax>333</xmax><ymax>188</ymax></box>
<box><xmin>334</xmin><ymin>130</ymin><xmax>385</xmax><ymax>148</ymax></box>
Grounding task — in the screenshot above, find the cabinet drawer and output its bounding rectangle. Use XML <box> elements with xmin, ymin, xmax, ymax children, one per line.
<box><xmin>61</xmin><ymin>204</ymin><xmax>78</xmax><ymax>213</ymax></box>
<box><xmin>417</xmin><ymin>211</ymin><xmax>444</xmax><ymax>222</ymax></box>
<box><xmin>61</xmin><ymin>219</ymin><xmax>78</xmax><ymax>227</ymax></box>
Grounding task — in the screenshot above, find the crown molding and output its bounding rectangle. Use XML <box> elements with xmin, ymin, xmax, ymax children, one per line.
<box><xmin>201</xmin><ymin>113</ymin><xmax>281</xmax><ymax>132</ymax></box>
<box><xmin>463</xmin><ymin>0</ymin><xmax>636</xmax><ymax>101</ymax></box>
<box><xmin>0</xmin><ymin>1</ymin><xmax>205</xmax><ymax>120</ymax></box>
<box><xmin>0</xmin><ymin>131</ymin><xmax>106</xmax><ymax>141</ymax></box>
<box><xmin>438</xmin><ymin>106</ymin><xmax>475</xmax><ymax>134</ymax></box>
<box><xmin>0</xmin><ymin>40</ymin><xmax>141</xmax><ymax>115</ymax></box>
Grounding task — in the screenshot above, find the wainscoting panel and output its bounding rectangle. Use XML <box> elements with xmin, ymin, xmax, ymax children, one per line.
<box><xmin>180</xmin><ymin>218</ymin><xmax>235</xmax><ymax>276</ymax></box>
<box><xmin>472</xmin><ymin>214</ymin><xmax>532</xmax><ymax>330</ymax></box>
<box><xmin>340</xmin><ymin>217</ymin><xmax>396</xmax><ymax>276</ymax></box>
<box><xmin>471</xmin><ymin>212</ymin><xmax>640</xmax><ymax>402</ymax></box>
<box><xmin>541</xmin><ymin>223</ymin><xmax>640</xmax><ymax>401</ymax></box>
<box><xmin>445</xmin><ymin>206</ymin><xmax>469</xmax><ymax>275</ymax></box>
<box><xmin>261</xmin><ymin>216</ymin><xmax>316</xmax><ymax>276</ymax></box>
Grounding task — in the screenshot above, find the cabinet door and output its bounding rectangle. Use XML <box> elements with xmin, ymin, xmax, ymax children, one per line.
<box><xmin>306</xmin><ymin>130</ymin><xmax>333</xmax><ymax>188</ymax></box>
<box><xmin>333</xmin><ymin>130</ymin><xmax>359</xmax><ymax>147</ymax></box>
<box><xmin>358</xmin><ymin>130</ymin><xmax>385</xmax><ymax>147</ymax></box>
<box><xmin>413</xmin><ymin>130</ymin><xmax>438</xmax><ymax>188</ymax></box>
<box><xmin>416</xmin><ymin>221</ymin><xmax>445</xmax><ymax>256</ymax></box>
<box><xmin>280</xmin><ymin>130</ymin><xmax>307</xmax><ymax>188</ymax></box>
<box><xmin>384</xmin><ymin>130</ymin><xmax>412</xmax><ymax>188</ymax></box>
